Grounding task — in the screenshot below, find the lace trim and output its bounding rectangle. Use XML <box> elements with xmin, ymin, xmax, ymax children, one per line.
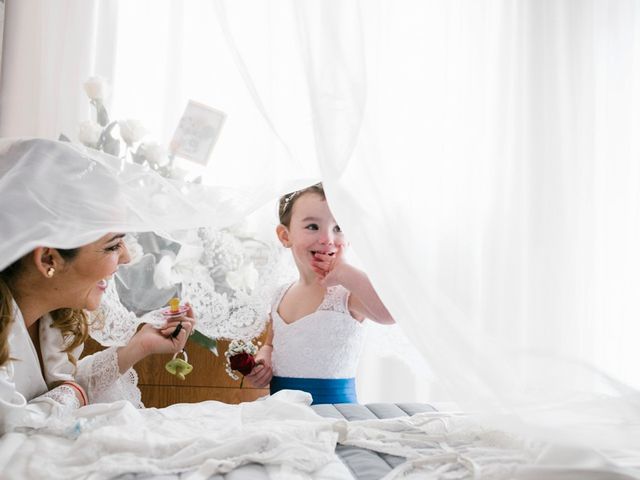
<box><xmin>76</xmin><ymin>347</ymin><xmax>120</xmax><ymax>401</ymax></box>
<box><xmin>86</xmin><ymin>367</ymin><xmax>143</xmax><ymax>408</ymax></box>
<box><xmin>76</xmin><ymin>347</ymin><xmax>143</xmax><ymax>408</ymax></box>
<box><xmin>39</xmin><ymin>384</ymin><xmax>81</xmax><ymax>412</ymax></box>
<box><xmin>272</xmin><ymin>283</ymin><xmax>350</xmax><ymax>315</ymax></box>
<box><xmin>118</xmin><ymin>367</ymin><xmax>143</xmax><ymax>408</ymax></box>
<box><xmin>317</xmin><ymin>286</ymin><xmax>349</xmax><ymax>314</ymax></box>
<box><xmin>91</xmin><ymin>347</ymin><xmax>121</xmax><ymax>401</ymax></box>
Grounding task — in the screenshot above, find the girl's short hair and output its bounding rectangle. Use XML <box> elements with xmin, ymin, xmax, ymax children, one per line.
<box><xmin>278</xmin><ymin>183</ymin><xmax>325</xmax><ymax>227</ymax></box>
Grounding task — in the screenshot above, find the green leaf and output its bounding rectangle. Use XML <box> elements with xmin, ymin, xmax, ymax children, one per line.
<box><xmin>189</xmin><ymin>330</ymin><xmax>218</xmax><ymax>355</ymax></box>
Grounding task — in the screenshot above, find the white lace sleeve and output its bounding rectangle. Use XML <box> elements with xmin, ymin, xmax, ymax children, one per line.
<box><xmin>38</xmin><ymin>384</ymin><xmax>81</xmax><ymax>411</ymax></box>
<box><xmin>76</xmin><ymin>347</ymin><xmax>143</xmax><ymax>408</ymax></box>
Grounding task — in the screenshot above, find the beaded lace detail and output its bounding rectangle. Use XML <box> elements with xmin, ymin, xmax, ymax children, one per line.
<box><xmin>90</xmin><ymin>261</ymin><xmax>289</xmax><ymax>344</ymax></box>
<box><xmin>317</xmin><ymin>285</ymin><xmax>349</xmax><ymax>314</ymax></box>
<box><xmin>182</xmin><ymin>268</ymin><xmax>272</xmax><ymax>341</ymax></box>
<box><xmin>271</xmin><ymin>284</ymin><xmax>365</xmax><ymax>379</ymax></box>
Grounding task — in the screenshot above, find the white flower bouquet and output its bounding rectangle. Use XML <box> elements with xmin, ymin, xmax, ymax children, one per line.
<box><xmin>62</xmin><ymin>76</ymin><xmax>182</xmax><ymax>180</ymax></box>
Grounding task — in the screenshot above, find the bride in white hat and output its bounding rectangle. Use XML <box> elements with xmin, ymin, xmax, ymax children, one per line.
<box><xmin>0</xmin><ymin>138</ymin><xmax>205</xmax><ymax>434</ymax></box>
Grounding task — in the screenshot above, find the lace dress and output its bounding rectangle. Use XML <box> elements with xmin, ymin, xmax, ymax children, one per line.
<box><xmin>270</xmin><ymin>283</ymin><xmax>366</xmax><ymax>404</ymax></box>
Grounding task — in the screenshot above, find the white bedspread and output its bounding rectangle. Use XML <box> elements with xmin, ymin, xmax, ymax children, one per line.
<box><xmin>2</xmin><ymin>391</ymin><xmax>639</xmax><ymax>480</ymax></box>
<box><xmin>341</xmin><ymin>412</ymin><xmax>640</xmax><ymax>480</ymax></box>
<box><xmin>0</xmin><ymin>390</ymin><xmax>344</xmax><ymax>480</ymax></box>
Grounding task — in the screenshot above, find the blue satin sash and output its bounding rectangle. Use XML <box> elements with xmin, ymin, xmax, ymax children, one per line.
<box><xmin>270</xmin><ymin>376</ymin><xmax>357</xmax><ymax>405</ymax></box>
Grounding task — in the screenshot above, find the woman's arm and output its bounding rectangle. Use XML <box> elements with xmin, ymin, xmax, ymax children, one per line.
<box><xmin>76</xmin><ymin>308</ymin><xmax>195</xmax><ymax>404</ymax></box>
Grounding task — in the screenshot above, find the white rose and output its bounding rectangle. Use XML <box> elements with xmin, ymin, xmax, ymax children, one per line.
<box><xmin>118</xmin><ymin>119</ymin><xmax>146</xmax><ymax>145</ymax></box>
<box><xmin>83</xmin><ymin>76</ymin><xmax>108</xmax><ymax>101</ymax></box>
<box><xmin>226</xmin><ymin>263</ymin><xmax>259</xmax><ymax>293</ymax></box>
<box><xmin>141</xmin><ymin>141</ymin><xmax>170</xmax><ymax>167</ymax></box>
<box><xmin>171</xmin><ymin>244</ymin><xmax>204</xmax><ymax>282</ymax></box>
<box><xmin>77</xmin><ymin>120</ymin><xmax>102</xmax><ymax>148</ymax></box>
<box><xmin>153</xmin><ymin>254</ymin><xmax>176</xmax><ymax>290</ymax></box>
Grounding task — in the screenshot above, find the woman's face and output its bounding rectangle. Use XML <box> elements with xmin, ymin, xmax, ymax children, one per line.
<box><xmin>58</xmin><ymin>233</ymin><xmax>130</xmax><ymax>311</ymax></box>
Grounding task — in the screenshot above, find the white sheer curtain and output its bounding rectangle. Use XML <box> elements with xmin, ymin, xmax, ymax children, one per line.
<box><xmin>0</xmin><ymin>0</ymin><xmax>118</xmax><ymax>139</ymax></box>
<box><xmin>2</xmin><ymin>0</ymin><xmax>640</xmax><ymax>454</ymax></box>
<box><xmin>301</xmin><ymin>1</ymin><xmax>640</xmax><ymax>453</ymax></box>
<box><xmin>108</xmin><ymin>0</ymin><xmax>438</xmax><ymax>403</ymax></box>
<box><xmin>109</xmin><ymin>0</ymin><xmax>640</xmax><ymax>399</ymax></box>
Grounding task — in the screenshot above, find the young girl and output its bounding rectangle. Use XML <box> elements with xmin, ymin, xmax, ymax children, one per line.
<box><xmin>245</xmin><ymin>183</ymin><xmax>395</xmax><ymax>404</ymax></box>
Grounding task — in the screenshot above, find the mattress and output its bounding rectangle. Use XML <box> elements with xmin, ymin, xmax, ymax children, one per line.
<box><xmin>312</xmin><ymin>402</ymin><xmax>437</xmax><ymax>479</ymax></box>
<box><xmin>112</xmin><ymin>402</ymin><xmax>437</xmax><ymax>480</ymax></box>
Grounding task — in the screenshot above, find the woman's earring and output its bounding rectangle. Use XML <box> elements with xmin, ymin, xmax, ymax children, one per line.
<box><xmin>46</xmin><ymin>267</ymin><xmax>55</xmax><ymax>278</ymax></box>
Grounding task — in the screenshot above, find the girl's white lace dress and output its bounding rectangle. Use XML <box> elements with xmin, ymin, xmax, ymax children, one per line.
<box><xmin>271</xmin><ymin>283</ymin><xmax>366</xmax><ymax>379</ymax></box>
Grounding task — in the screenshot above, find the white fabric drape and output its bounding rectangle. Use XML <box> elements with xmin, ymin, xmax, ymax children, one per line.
<box><xmin>2</xmin><ymin>0</ymin><xmax>640</xmax><ymax>457</ymax></box>
<box><xmin>0</xmin><ymin>0</ymin><xmax>118</xmax><ymax>139</ymax></box>
<box><xmin>289</xmin><ymin>0</ymin><xmax>640</xmax><ymax>452</ymax></box>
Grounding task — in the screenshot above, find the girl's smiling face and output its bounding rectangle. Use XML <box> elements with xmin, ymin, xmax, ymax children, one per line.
<box><xmin>277</xmin><ymin>192</ymin><xmax>346</xmax><ymax>278</ymax></box>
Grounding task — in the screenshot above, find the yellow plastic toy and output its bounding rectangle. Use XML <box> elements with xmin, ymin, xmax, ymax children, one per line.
<box><xmin>169</xmin><ymin>297</ymin><xmax>180</xmax><ymax>313</ymax></box>
<box><xmin>163</xmin><ymin>297</ymin><xmax>188</xmax><ymax>318</ymax></box>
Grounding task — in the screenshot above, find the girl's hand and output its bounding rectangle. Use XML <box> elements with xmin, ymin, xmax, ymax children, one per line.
<box><xmin>311</xmin><ymin>247</ymin><xmax>348</xmax><ymax>287</ymax></box>
<box><xmin>244</xmin><ymin>346</ymin><xmax>273</xmax><ymax>388</ymax></box>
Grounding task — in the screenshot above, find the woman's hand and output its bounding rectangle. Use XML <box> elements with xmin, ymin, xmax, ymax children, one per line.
<box><xmin>244</xmin><ymin>346</ymin><xmax>273</xmax><ymax>388</ymax></box>
<box><xmin>117</xmin><ymin>305</ymin><xmax>196</xmax><ymax>373</ymax></box>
